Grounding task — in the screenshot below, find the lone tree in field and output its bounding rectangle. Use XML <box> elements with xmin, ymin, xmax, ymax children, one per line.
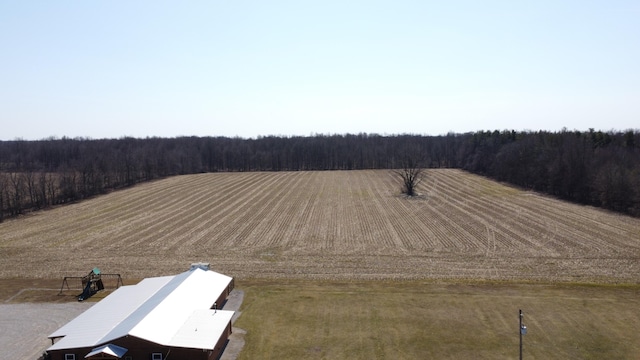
<box><xmin>395</xmin><ymin>155</ymin><xmax>425</xmax><ymax>197</ymax></box>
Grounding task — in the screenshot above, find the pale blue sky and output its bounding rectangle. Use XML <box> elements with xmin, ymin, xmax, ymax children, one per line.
<box><xmin>1</xmin><ymin>1</ymin><xmax>638</xmax><ymax>140</ymax></box>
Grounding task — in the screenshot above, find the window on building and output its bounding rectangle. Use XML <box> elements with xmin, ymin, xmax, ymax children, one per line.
<box><xmin>152</xmin><ymin>353</ymin><xmax>163</xmax><ymax>360</ymax></box>
<box><xmin>64</xmin><ymin>355</ymin><xmax>76</xmax><ymax>360</ymax></box>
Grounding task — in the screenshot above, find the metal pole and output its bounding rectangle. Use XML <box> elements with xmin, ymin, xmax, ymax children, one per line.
<box><xmin>519</xmin><ymin>309</ymin><xmax>523</xmax><ymax>360</ymax></box>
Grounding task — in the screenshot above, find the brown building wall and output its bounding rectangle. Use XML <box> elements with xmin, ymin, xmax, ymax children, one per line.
<box><xmin>211</xmin><ymin>279</ymin><xmax>233</xmax><ymax>310</ymax></box>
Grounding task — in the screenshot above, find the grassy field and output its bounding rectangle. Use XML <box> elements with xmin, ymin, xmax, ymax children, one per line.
<box><xmin>1</xmin><ymin>170</ymin><xmax>640</xmax><ymax>359</ymax></box>
<box><xmin>234</xmin><ymin>280</ymin><xmax>640</xmax><ymax>360</ymax></box>
<box><xmin>2</xmin><ymin>279</ymin><xmax>639</xmax><ymax>359</ymax></box>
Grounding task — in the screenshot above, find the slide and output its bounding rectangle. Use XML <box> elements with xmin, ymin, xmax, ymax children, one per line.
<box><xmin>78</xmin><ymin>281</ymin><xmax>93</xmax><ymax>301</ymax></box>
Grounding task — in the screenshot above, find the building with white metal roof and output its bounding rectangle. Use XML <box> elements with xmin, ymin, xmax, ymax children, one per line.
<box><xmin>45</xmin><ymin>266</ymin><xmax>235</xmax><ymax>360</ymax></box>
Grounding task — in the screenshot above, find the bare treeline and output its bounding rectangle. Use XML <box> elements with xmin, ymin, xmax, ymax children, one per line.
<box><xmin>0</xmin><ymin>129</ymin><xmax>638</xmax><ymax>221</ymax></box>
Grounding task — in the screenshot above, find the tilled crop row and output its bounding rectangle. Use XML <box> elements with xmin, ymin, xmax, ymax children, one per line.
<box><xmin>1</xmin><ymin>170</ymin><xmax>639</xmax><ymax>282</ymax></box>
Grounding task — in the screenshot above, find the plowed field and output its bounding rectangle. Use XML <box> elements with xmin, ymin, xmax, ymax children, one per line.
<box><xmin>1</xmin><ymin>169</ymin><xmax>639</xmax><ymax>283</ymax></box>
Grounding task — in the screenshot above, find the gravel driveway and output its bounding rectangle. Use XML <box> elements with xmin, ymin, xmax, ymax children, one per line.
<box><xmin>0</xmin><ymin>302</ymin><xmax>93</xmax><ymax>360</ymax></box>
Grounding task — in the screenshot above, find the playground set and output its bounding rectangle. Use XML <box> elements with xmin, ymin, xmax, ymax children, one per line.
<box><xmin>58</xmin><ymin>267</ymin><xmax>123</xmax><ymax>301</ymax></box>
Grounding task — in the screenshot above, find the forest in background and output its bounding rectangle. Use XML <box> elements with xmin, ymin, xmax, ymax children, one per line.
<box><xmin>1</xmin><ymin>129</ymin><xmax>639</xmax><ymax>221</ymax></box>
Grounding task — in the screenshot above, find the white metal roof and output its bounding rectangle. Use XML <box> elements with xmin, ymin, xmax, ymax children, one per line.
<box><xmin>48</xmin><ymin>268</ymin><xmax>233</xmax><ymax>352</ymax></box>
<box><xmin>48</xmin><ymin>276</ymin><xmax>174</xmax><ymax>350</ymax></box>
<box><xmin>169</xmin><ymin>309</ymin><xmax>234</xmax><ymax>349</ymax></box>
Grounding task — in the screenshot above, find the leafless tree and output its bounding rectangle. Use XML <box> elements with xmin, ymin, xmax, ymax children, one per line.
<box><xmin>0</xmin><ymin>173</ymin><xmax>6</xmax><ymax>221</ymax></box>
<box><xmin>8</xmin><ymin>172</ymin><xmax>25</xmax><ymax>215</ymax></box>
<box><xmin>395</xmin><ymin>155</ymin><xmax>425</xmax><ymax>197</ymax></box>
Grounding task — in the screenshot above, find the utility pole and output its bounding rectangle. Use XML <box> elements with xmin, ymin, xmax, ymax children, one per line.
<box><xmin>519</xmin><ymin>309</ymin><xmax>527</xmax><ymax>360</ymax></box>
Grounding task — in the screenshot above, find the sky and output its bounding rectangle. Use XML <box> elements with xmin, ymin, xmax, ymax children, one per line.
<box><xmin>1</xmin><ymin>1</ymin><xmax>639</xmax><ymax>140</ymax></box>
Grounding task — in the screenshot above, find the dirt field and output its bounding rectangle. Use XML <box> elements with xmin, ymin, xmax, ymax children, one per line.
<box><xmin>0</xmin><ymin>170</ymin><xmax>638</xmax><ymax>282</ymax></box>
<box><xmin>2</xmin><ymin>170</ymin><xmax>640</xmax><ymax>359</ymax></box>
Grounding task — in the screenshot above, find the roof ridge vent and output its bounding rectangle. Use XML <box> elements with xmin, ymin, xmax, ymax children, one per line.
<box><xmin>190</xmin><ymin>262</ymin><xmax>210</xmax><ymax>271</ymax></box>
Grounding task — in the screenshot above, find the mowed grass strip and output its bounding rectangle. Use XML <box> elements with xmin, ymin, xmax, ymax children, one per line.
<box><xmin>235</xmin><ymin>280</ymin><xmax>640</xmax><ymax>360</ymax></box>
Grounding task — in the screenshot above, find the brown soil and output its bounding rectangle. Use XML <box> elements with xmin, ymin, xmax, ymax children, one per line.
<box><xmin>1</xmin><ymin>170</ymin><xmax>638</xmax><ymax>283</ymax></box>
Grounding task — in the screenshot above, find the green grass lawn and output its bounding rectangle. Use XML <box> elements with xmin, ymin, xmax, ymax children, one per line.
<box><xmin>234</xmin><ymin>280</ymin><xmax>640</xmax><ymax>360</ymax></box>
